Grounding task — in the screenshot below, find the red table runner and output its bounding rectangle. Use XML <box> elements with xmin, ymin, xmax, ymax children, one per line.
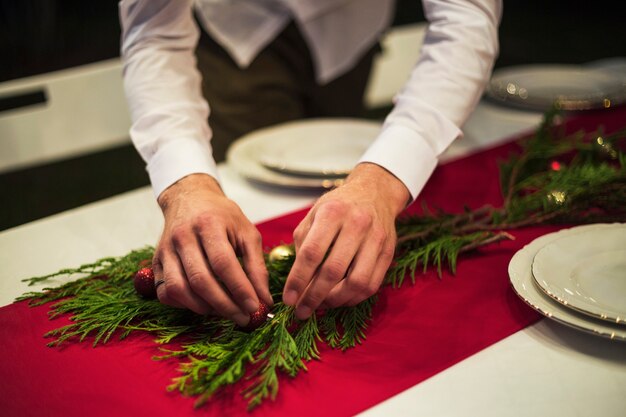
<box><xmin>1</xmin><ymin>106</ymin><xmax>624</xmax><ymax>417</ymax></box>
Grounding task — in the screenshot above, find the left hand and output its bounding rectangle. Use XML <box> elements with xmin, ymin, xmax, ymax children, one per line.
<box><xmin>282</xmin><ymin>162</ymin><xmax>410</xmax><ymax>320</ymax></box>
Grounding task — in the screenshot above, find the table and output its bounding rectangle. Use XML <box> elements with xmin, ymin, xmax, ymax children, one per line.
<box><xmin>1</xmin><ymin>101</ymin><xmax>625</xmax><ymax>416</ymax></box>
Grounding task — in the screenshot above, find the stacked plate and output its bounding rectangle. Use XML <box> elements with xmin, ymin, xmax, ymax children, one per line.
<box><xmin>509</xmin><ymin>223</ymin><xmax>626</xmax><ymax>341</ymax></box>
<box><xmin>486</xmin><ymin>59</ymin><xmax>626</xmax><ymax>111</ymax></box>
<box><xmin>227</xmin><ymin>118</ymin><xmax>381</xmax><ymax>189</ymax></box>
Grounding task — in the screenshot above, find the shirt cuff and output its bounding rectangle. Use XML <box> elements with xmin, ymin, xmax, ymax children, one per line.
<box><xmin>146</xmin><ymin>138</ymin><xmax>219</xmax><ymax>199</ymax></box>
<box><xmin>357</xmin><ymin>124</ymin><xmax>441</xmax><ymax>201</ymax></box>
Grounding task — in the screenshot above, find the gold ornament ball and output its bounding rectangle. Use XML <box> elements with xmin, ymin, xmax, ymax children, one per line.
<box><xmin>268</xmin><ymin>245</ymin><xmax>294</xmax><ymax>262</ymax></box>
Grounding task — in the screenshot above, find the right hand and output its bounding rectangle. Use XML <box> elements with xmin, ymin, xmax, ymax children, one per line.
<box><xmin>153</xmin><ymin>174</ymin><xmax>272</xmax><ymax>327</ymax></box>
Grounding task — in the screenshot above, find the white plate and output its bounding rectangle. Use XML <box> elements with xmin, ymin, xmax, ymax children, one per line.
<box><xmin>532</xmin><ymin>225</ymin><xmax>626</xmax><ymax>324</ymax></box>
<box><xmin>509</xmin><ymin>224</ymin><xmax>626</xmax><ymax>341</ymax></box>
<box><xmin>227</xmin><ymin>118</ymin><xmax>381</xmax><ymax>189</ymax></box>
<box><xmin>586</xmin><ymin>57</ymin><xmax>626</xmax><ymax>82</ymax></box>
<box><xmin>486</xmin><ymin>64</ymin><xmax>626</xmax><ymax>111</ymax></box>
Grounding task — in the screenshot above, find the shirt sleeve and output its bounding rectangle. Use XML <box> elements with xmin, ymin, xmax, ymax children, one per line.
<box><xmin>119</xmin><ymin>0</ymin><xmax>218</xmax><ymax>199</ymax></box>
<box><xmin>359</xmin><ymin>0</ymin><xmax>502</xmax><ymax>201</ymax></box>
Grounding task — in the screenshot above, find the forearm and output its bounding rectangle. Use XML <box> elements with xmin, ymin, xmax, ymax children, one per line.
<box><xmin>360</xmin><ymin>0</ymin><xmax>502</xmax><ymax>200</ymax></box>
<box><xmin>120</xmin><ymin>0</ymin><xmax>218</xmax><ymax>198</ymax></box>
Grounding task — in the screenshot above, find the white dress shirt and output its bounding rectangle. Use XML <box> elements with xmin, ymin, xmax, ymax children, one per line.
<box><xmin>119</xmin><ymin>0</ymin><xmax>502</xmax><ymax>200</ymax></box>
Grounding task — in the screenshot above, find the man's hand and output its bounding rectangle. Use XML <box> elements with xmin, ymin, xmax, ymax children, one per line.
<box><xmin>153</xmin><ymin>174</ymin><xmax>272</xmax><ymax>327</ymax></box>
<box><xmin>282</xmin><ymin>163</ymin><xmax>409</xmax><ymax>319</ymax></box>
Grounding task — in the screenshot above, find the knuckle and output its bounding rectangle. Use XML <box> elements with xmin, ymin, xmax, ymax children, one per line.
<box><xmin>320</xmin><ymin>199</ymin><xmax>346</xmax><ymax>217</ymax></box>
<box><xmin>159</xmin><ymin>280</ymin><xmax>182</xmax><ymax>303</ymax></box>
<box><xmin>157</xmin><ymin>291</ymin><xmax>171</xmax><ymax>305</ymax></box>
<box><xmin>156</xmin><ymin>284</ymin><xmax>169</xmax><ymax>302</ymax></box>
<box><xmin>367</xmin><ymin>282</ymin><xmax>380</xmax><ymax>297</ymax></box>
<box><xmin>321</xmin><ymin>259</ymin><xmax>346</xmax><ymax>281</ymax></box>
<box><xmin>186</xmin><ymin>271</ymin><xmax>206</xmax><ymax>291</ymax></box>
<box><xmin>151</xmin><ymin>255</ymin><xmax>162</xmax><ymax>271</ymax></box>
<box><xmin>248</xmin><ymin>229</ymin><xmax>262</xmax><ymax>245</ymax></box>
<box><xmin>348</xmin><ymin>278</ymin><xmax>369</xmax><ymax>294</ymax></box>
<box><xmin>371</xmin><ymin>227</ymin><xmax>387</xmax><ymax>246</ymax></box>
<box><xmin>209</xmin><ymin>251</ymin><xmax>231</xmax><ymax>274</ymax></box>
<box><xmin>292</xmin><ymin>225</ymin><xmax>305</xmax><ymax>245</ymax></box>
<box><xmin>299</xmin><ymin>243</ymin><xmax>323</xmax><ymax>264</ymax></box>
<box><xmin>381</xmin><ymin>243</ymin><xmax>396</xmax><ymax>261</ymax></box>
<box><xmin>302</xmin><ymin>291</ymin><xmax>324</xmax><ymax>308</ymax></box>
<box><xmin>165</xmin><ymin>281</ymin><xmax>184</xmax><ymax>299</ymax></box>
<box><xmin>194</xmin><ymin>213</ymin><xmax>215</xmax><ymax>230</ymax></box>
<box><xmin>225</xmin><ymin>280</ymin><xmax>250</xmax><ymax>300</ymax></box>
<box><xmin>170</xmin><ymin>227</ymin><xmax>188</xmax><ymax>248</ymax></box>
<box><xmin>286</xmin><ymin>271</ymin><xmax>310</xmax><ymax>290</ymax></box>
<box><xmin>350</xmin><ymin>209</ymin><xmax>373</xmax><ymax>230</ymax></box>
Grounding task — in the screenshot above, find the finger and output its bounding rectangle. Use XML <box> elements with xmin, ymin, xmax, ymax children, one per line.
<box><xmin>345</xmin><ymin>241</ymin><xmax>395</xmax><ymax>306</ymax></box>
<box><xmin>172</xmin><ymin>233</ymin><xmax>251</xmax><ymax>326</ymax></box>
<box><xmin>187</xmin><ymin>266</ymin><xmax>251</xmax><ymax>327</ymax></box>
<box><xmin>294</xmin><ymin>220</ymin><xmax>368</xmax><ymax>320</ymax></box>
<box><xmin>153</xmin><ymin>256</ymin><xmax>184</xmax><ymax>308</ymax></box>
<box><xmin>240</xmin><ymin>228</ymin><xmax>273</xmax><ymax>306</ymax></box>
<box><xmin>283</xmin><ymin>210</ymin><xmax>342</xmax><ymax>306</ymax></box>
<box><xmin>292</xmin><ymin>212</ymin><xmax>314</xmax><ymax>253</ymax></box>
<box><xmin>198</xmin><ymin>229</ymin><xmax>260</xmax><ymax>315</ymax></box>
<box><xmin>156</xmin><ymin>247</ymin><xmax>213</xmax><ymax>314</ymax></box>
<box><xmin>323</xmin><ymin>228</ymin><xmax>386</xmax><ymax>308</ymax></box>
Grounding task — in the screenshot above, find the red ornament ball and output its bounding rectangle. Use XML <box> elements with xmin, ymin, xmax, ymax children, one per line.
<box><xmin>550</xmin><ymin>160</ymin><xmax>562</xmax><ymax>171</ymax></box>
<box><xmin>243</xmin><ymin>300</ymin><xmax>272</xmax><ymax>331</ymax></box>
<box><xmin>134</xmin><ymin>267</ymin><xmax>157</xmax><ymax>299</ymax></box>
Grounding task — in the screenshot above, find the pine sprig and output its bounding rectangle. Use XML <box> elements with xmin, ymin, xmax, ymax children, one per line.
<box><xmin>319</xmin><ymin>308</ymin><xmax>341</xmax><ymax>348</ymax></box>
<box><xmin>243</xmin><ymin>311</ymin><xmax>305</xmax><ymax>409</ymax></box>
<box><xmin>163</xmin><ymin>304</ymin><xmax>303</xmax><ymax>409</ymax></box>
<box><xmin>293</xmin><ymin>313</ymin><xmax>321</xmax><ymax>361</ymax></box>
<box><xmin>316</xmin><ymin>296</ymin><xmax>377</xmax><ymax>350</ymax></box>
<box><xmin>43</xmin><ymin>281</ymin><xmax>204</xmax><ymax>347</ymax></box>
<box><xmin>17</xmin><ymin>246</ymin><xmax>154</xmax><ymax>305</ymax></box>
<box><xmin>337</xmin><ymin>295</ymin><xmax>377</xmax><ymax>350</ymax></box>
<box><xmin>388</xmin><ymin>231</ymin><xmax>505</xmax><ymax>287</ymax></box>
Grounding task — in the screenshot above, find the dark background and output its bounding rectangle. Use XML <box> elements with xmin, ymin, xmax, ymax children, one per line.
<box><xmin>1</xmin><ymin>0</ymin><xmax>625</xmax><ymax>230</ymax></box>
<box><xmin>2</xmin><ymin>1</ymin><xmax>625</xmax><ymax>82</ymax></box>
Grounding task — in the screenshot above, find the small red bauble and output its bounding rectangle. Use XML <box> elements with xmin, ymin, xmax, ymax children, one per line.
<box><xmin>243</xmin><ymin>301</ymin><xmax>272</xmax><ymax>331</ymax></box>
<box><xmin>133</xmin><ymin>267</ymin><xmax>157</xmax><ymax>299</ymax></box>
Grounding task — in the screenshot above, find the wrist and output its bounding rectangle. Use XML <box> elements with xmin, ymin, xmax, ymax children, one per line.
<box><xmin>157</xmin><ymin>173</ymin><xmax>223</xmax><ymax>214</ymax></box>
<box><xmin>348</xmin><ymin>163</ymin><xmax>410</xmax><ymax>215</ymax></box>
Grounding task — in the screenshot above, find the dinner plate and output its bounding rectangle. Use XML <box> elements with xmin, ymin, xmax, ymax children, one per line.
<box><xmin>486</xmin><ymin>64</ymin><xmax>626</xmax><ymax>111</ymax></box>
<box><xmin>227</xmin><ymin>118</ymin><xmax>381</xmax><ymax>189</ymax></box>
<box><xmin>532</xmin><ymin>224</ymin><xmax>626</xmax><ymax>324</ymax></box>
<box><xmin>586</xmin><ymin>57</ymin><xmax>626</xmax><ymax>82</ymax></box>
<box><xmin>509</xmin><ymin>224</ymin><xmax>626</xmax><ymax>341</ymax></box>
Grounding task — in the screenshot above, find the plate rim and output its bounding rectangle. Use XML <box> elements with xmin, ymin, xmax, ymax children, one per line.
<box><xmin>531</xmin><ymin>225</ymin><xmax>626</xmax><ymax>325</ymax></box>
<box><xmin>257</xmin><ymin>127</ymin><xmax>376</xmax><ymax>176</ymax></box>
<box><xmin>508</xmin><ymin>223</ymin><xmax>626</xmax><ymax>342</ymax></box>
<box><xmin>226</xmin><ymin>118</ymin><xmax>382</xmax><ymax>189</ymax></box>
<box><xmin>486</xmin><ymin>64</ymin><xmax>626</xmax><ymax>111</ymax></box>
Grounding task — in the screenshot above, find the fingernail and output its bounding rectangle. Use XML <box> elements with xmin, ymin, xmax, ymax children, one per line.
<box><xmin>243</xmin><ymin>298</ymin><xmax>259</xmax><ymax>314</ymax></box>
<box><xmin>283</xmin><ymin>290</ymin><xmax>298</xmax><ymax>306</ymax></box>
<box><xmin>233</xmin><ymin>312</ymin><xmax>250</xmax><ymax>327</ymax></box>
<box><xmin>296</xmin><ymin>305</ymin><xmax>312</xmax><ymax>320</ymax></box>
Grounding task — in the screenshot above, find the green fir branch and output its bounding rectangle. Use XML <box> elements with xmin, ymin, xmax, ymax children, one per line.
<box><xmin>337</xmin><ymin>295</ymin><xmax>377</xmax><ymax>350</ymax></box>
